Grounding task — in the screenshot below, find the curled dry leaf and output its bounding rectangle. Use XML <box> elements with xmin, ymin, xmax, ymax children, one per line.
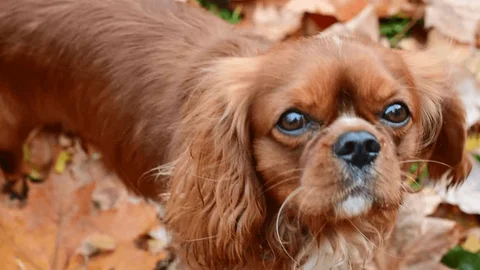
<box><xmin>424</xmin><ymin>0</ymin><xmax>480</xmax><ymax>45</ymax></box>
<box><xmin>77</xmin><ymin>233</ymin><xmax>117</xmax><ymax>257</ymax></box>
<box><xmin>250</xmin><ymin>4</ymin><xmax>303</xmax><ymax>41</ymax></box>
<box><xmin>427</xmin><ymin>30</ymin><xmax>480</xmax><ymax>127</ymax></box>
<box><xmin>373</xmin><ymin>0</ymin><xmax>424</xmax><ymax>18</ymax></box>
<box><xmin>437</xmin><ymin>160</ymin><xmax>480</xmax><ymax>215</ymax></box>
<box><xmin>453</xmin><ymin>65</ymin><xmax>480</xmax><ymax>129</ymax></box>
<box><xmin>91</xmin><ymin>173</ymin><xmax>128</xmax><ymax>211</ymax></box>
<box><xmin>421</xmin><ymin>187</ymin><xmax>444</xmax><ymax>216</ymax></box>
<box><xmin>58</xmin><ymin>134</ymin><xmax>73</xmax><ymax>148</ymax></box>
<box><xmin>427</xmin><ymin>29</ymin><xmax>477</xmax><ymax>66</ymax></box>
<box><xmin>397</xmin><ymin>37</ymin><xmax>423</xmax><ymax>51</ymax></box>
<box><xmin>284</xmin><ymin>0</ymin><xmax>368</xmax><ymax>22</ymax></box>
<box><xmin>370</xmin><ymin>193</ymin><xmax>460</xmax><ymax>270</ymax></box>
<box><xmin>319</xmin><ymin>4</ymin><xmax>380</xmax><ymax>42</ymax></box>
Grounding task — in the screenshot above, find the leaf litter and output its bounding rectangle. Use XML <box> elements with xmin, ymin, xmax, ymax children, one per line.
<box><xmin>0</xmin><ymin>131</ymin><xmax>170</xmax><ymax>270</ymax></box>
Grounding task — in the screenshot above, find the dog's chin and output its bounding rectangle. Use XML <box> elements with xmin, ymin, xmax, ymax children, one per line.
<box><xmin>291</xmin><ymin>171</ymin><xmax>402</xmax><ymax>221</ymax></box>
<box><xmin>334</xmin><ymin>192</ymin><xmax>373</xmax><ymax>218</ymax></box>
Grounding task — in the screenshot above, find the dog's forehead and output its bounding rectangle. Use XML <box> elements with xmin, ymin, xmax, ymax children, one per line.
<box><xmin>254</xmin><ymin>37</ymin><xmax>414</xmax><ymax>127</ymax></box>
<box><xmin>284</xmin><ymin>41</ymin><xmax>404</xmax><ymax>118</ymax></box>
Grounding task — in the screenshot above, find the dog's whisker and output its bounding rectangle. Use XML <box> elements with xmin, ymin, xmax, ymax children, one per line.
<box><xmin>276</xmin><ymin>187</ymin><xmax>303</xmax><ymax>265</ymax></box>
<box><xmin>262</xmin><ymin>176</ymin><xmax>299</xmax><ymax>193</ymax></box>
<box><xmin>347</xmin><ymin>219</ymin><xmax>403</xmax><ymax>260</ymax></box>
<box><xmin>185</xmin><ymin>235</ymin><xmax>218</xmax><ymax>242</ymax></box>
<box><xmin>399</xmin><ymin>159</ymin><xmax>452</xmax><ymax>168</ymax></box>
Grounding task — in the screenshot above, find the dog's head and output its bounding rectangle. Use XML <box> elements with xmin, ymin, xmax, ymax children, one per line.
<box><xmin>165</xmin><ymin>36</ymin><xmax>472</xmax><ymax>268</ymax></box>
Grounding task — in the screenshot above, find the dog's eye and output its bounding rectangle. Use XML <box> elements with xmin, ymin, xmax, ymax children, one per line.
<box><xmin>277</xmin><ymin>111</ymin><xmax>312</xmax><ymax>135</ymax></box>
<box><xmin>381</xmin><ymin>103</ymin><xmax>410</xmax><ymax>126</ymax></box>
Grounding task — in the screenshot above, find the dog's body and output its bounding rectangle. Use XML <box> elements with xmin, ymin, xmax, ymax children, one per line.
<box><xmin>0</xmin><ymin>0</ymin><xmax>269</xmax><ymax>197</ymax></box>
<box><xmin>0</xmin><ymin>0</ymin><xmax>472</xmax><ymax>269</ymax></box>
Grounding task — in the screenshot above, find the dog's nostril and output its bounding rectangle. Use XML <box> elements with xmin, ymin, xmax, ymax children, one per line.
<box><xmin>333</xmin><ymin>131</ymin><xmax>381</xmax><ymax>168</ymax></box>
<box><xmin>336</xmin><ymin>141</ymin><xmax>356</xmax><ymax>156</ymax></box>
<box><xmin>365</xmin><ymin>138</ymin><xmax>381</xmax><ymax>154</ymax></box>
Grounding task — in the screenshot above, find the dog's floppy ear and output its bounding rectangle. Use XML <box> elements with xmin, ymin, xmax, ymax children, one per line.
<box><xmin>164</xmin><ymin>56</ymin><xmax>266</xmax><ymax>268</ymax></box>
<box><xmin>402</xmin><ymin>51</ymin><xmax>472</xmax><ymax>187</ymax></box>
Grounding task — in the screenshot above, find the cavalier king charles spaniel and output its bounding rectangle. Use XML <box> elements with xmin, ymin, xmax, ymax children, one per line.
<box><xmin>0</xmin><ymin>0</ymin><xmax>472</xmax><ymax>269</ymax></box>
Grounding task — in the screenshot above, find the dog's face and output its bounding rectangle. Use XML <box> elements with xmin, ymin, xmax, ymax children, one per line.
<box><xmin>251</xmin><ymin>37</ymin><xmax>419</xmax><ymax>220</ymax></box>
<box><xmin>166</xmin><ymin>36</ymin><xmax>472</xmax><ymax>268</ymax></box>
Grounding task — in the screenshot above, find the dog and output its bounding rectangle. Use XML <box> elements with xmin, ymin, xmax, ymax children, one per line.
<box><xmin>0</xmin><ymin>0</ymin><xmax>472</xmax><ymax>269</ymax></box>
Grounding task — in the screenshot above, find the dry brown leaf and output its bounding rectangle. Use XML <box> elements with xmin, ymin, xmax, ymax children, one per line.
<box><xmin>320</xmin><ymin>4</ymin><xmax>380</xmax><ymax>42</ymax></box>
<box><xmin>453</xmin><ymin>66</ymin><xmax>480</xmax><ymax>128</ymax></box>
<box><xmin>249</xmin><ymin>4</ymin><xmax>303</xmax><ymax>41</ymax></box>
<box><xmin>422</xmin><ymin>187</ymin><xmax>444</xmax><ymax>216</ymax></box>
<box><xmin>0</xmin><ymin>134</ymin><xmax>163</xmax><ymax>270</ymax></box>
<box><xmin>285</xmin><ymin>0</ymin><xmax>368</xmax><ymax>22</ymax></box>
<box><xmin>397</xmin><ymin>37</ymin><xmax>423</xmax><ymax>51</ymax></box>
<box><xmin>424</xmin><ymin>0</ymin><xmax>480</xmax><ymax>45</ymax></box>
<box><xmin>426</xmin><ymin>30</ymin><xmax>480</xmax><ymax>127</ymax></box>
<box><xmin>426</xmin><ymin>29</ymin><xmax>476</xmax><ymax>65</ymax></box>
<box><xmin>372</xmin><ymin>0</ymin><xmax>423</xmax><ymax>18</ymax></box>
<box><xmin>370</xmin><ymin>193</ymin><xmax>460</xmax><ymax>270</ymax></box>
<box><xmin>437</xmin><ymin>160</ymin><xmax>480</xmax><ymax>215</ymax></box>
<box><xmin>67</xmin><ymin>242</ymin><xmax>168</xmax><ymax>270</ymax></box>
<box><xmin>77</xmin><ymin>233</ymin><xmax>117</xmax><ymax>257</ymax></box>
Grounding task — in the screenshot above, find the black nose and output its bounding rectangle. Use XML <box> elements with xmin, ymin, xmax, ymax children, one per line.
<box><xmin>333</xmin><ymin>131</ymin><xmax>380</xmax><ymax>168</ymax></box>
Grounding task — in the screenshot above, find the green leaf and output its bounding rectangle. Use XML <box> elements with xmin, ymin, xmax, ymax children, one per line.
<box><xmin>408</xmin><ymin>163</ymin><xmax>419</xmax><ymax>174</ymax></box>
<box><xmin>442</xmin><ymin>246</ymin><xmax>480</xmax><ymax>270</ymax></box>
<box><xmin>196</xmin><ymin>0</ymin><xmax>241</xmax><ymax>24</ymax></box>
<box><xmin>379</xmin><ymin>16</ymin><xmax>423</xmax><ymax>47</ymax></box>
<box><xmin>410</xmin><ymin>181</ymin><xmax>422</xmax><ymax>192</ymax></box>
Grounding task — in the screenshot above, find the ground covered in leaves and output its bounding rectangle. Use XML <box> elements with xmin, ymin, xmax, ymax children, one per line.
<box><xmin>1</xmin><ymin>0</ymin><xmax>480</xmax><ymax>269</ymax></box>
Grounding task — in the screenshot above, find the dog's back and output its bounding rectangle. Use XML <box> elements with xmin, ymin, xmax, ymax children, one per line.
<box><xmin>0</xmin><ymin>0</ymin><xmax>268</xmax><ymax>197</ymax></box>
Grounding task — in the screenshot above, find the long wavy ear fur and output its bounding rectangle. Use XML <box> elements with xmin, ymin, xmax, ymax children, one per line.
<box><xmin>164</xmin><ymin>57</ymin><xmax>266</xmax><ymax>268</ymax></box>
<box><xmin>401</xmin><ymin>50</ymin><xmax>472</xmax><ymax>187</ymax></box>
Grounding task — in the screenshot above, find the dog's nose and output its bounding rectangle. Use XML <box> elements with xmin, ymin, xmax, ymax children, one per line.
<box><xmin>333</xmin><ymin>131</ymin><xmax>380</xmax><ymax>168</ymax></box>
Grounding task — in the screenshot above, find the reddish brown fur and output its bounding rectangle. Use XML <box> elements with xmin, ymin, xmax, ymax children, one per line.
<box><xmin>0</xmin><ymin>0</ymin><xmax>472</xmax><ymax>269</ymax></box>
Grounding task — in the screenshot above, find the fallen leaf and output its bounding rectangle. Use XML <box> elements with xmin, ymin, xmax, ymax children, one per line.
<box><xmin>58</xmin><ymin>134</ymin><xmax>73</xmax><ymax>148</ymax></box>
<box><xmin>27</xmin><ymin>168</ymin><xmax>43</xmax><ymax>182</ymax></box>
<box><xmin>320</xmin><ymin>4</ymin><xmax>380</xmax><ymax>42</ymax></box>
<box><xmin>91</xmin><ymin>173</ymin><xmax>128</xmax><ymax>211</ymax></box>
<box><xmin>371</xmin><ymin>193</ymin><xmax>460</xmax><ymax>269</ymax></box>
<box><xmin>0</xmin><ymin>133</ymin><xmax>164</xmax><ymax>270</ymax></box>
<box><xmin>67</xmin><ymin>242</ymin><xmax>168</xmax><ymax>270</ymax></box>
<box><xmin>462</xmin><ymin>233</ymin><xmax>480</xmax><ymax>253</ymax></box>
<box><xmin>54</xmin><ymin>150</ymin><xmax>72</xmax><ymax>173</ymax></box>
<box><xmin>397</xmin><ymin>37</ymin><xmax>423</xmax><ymax>51</ymax></box>
<box><xmin>285</xmin><ymin>0</ymin><xmax>368</xmax><ymax>22</ymax></box>
<box><xmin>424</xmin><ymin>0</ymin><xmax>480</xmax><ymax>45</ymax></box>
<box><xmin>442</xmin><ymin>246</ymin><xmax>480</xmax><ymax>270</ymax></box>
<box><xmin>373</xmin><ymin>0</ymin><xmax>423</xmax><ymax>18</ymax></box>
<box><xmin>77</xmin><ymin>233</ymin><xmax>117</xmax><ymax>257</ymax></box>
<box><xmin>466</xmin><ymin>135</ymin><xmax>480</xmax><ymax>152</ymax></box>
<box><xmin>452</xmin><ymin>65</ymin><xmax>480</xmax><ymax>131</ymax></box>
<box><xmin>249</xmin><ymin>4</ymin><xmax>303</xmax><ymax>41</ymax></box>
<box><xmin>426</xmin><ymin>29</ymin><xmax>477</xmax><ymax>66</ymax></box>
<box><xmin>422</xmin><ymin>187</ymin><xmax>444</xmax><ymax>216</ymax></box>
<box><xmin>437</xmin><ymin>160</ymin><xmax>480</xmax><ymax>215</ymax></box>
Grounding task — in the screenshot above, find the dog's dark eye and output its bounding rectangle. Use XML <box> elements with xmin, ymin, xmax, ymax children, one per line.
<box><xmin>277</xmin><ymin>111</ymin><xmax>312</xmax><ymax>136</ymax></box>
<box><xmin>381</xmin><ymin>103</ymin><xmax>410</xmax><ymax>126</ymax></box>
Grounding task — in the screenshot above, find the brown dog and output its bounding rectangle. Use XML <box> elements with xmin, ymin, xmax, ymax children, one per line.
<box><xmin>0</xmin><ymin>0</ymin><xmax>472</xmax><ymax>269</ymax></box>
